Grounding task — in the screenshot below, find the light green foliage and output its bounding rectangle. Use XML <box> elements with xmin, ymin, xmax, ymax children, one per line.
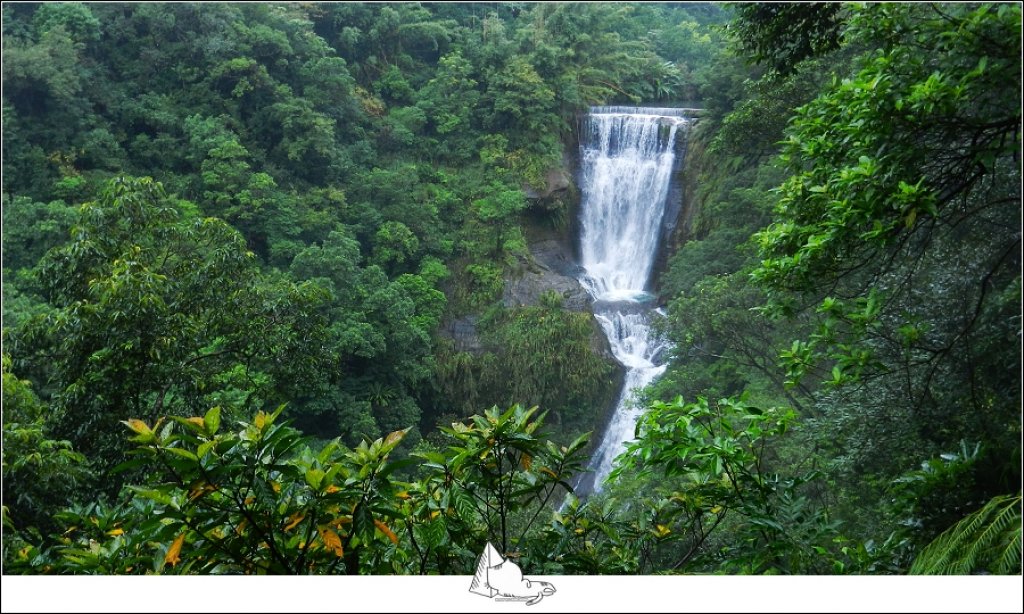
<box><xmin>289</xmin><ymin>229</ymin><xmax>362</xmax><ymax>289</ymax></box>
<box><xmin>371</xmin><ymin>221</ymin><xmax>420</xmax><ymax>274</ymax></box>
<box><xmin>911</xmin><ymin>493</ymin><xmax>1022</xmax><ymax>575</ymax></box>
<box><xmin>32</xmin><ymin>3</ymin><xmax>100</xmax><ymax>44</ymax></box>
<box><xmin>520</xmin><ymin>394</ymin><xmax>862</xmax><ymax>575</ymax></box>
<box><xmin>413</xmin><ymin>405</ymin><xmax>590</xmax><ymax>563</ymax></box>
<box><xmin>1</xmin><ymin>195</ymin><xmax>78</xmax><ymax>272</ymax></box>
<box><xmin>515</xmin><ymin>3</ymin><xmax>666</xmax><ymax>109</ymax></box>
<box><xmin>376</xmin><ymin>65</ymin><xmax>416</xmax><ymax>104</ymax></box>
<box><xmin>14</xmin><ymin>177</ymin><xmax>334</xmax><ymax>467</ymax></box>
<box><xmin>452</xmin><ymin>262</ymin><xmax>504</xmax><ymax>314</ymax></box>
<box><xmin>470</xmin><ymin>186</ymin><xmax>527</xmax><ymax>258</ymax></box>
<box><xmin>268</xmin><ymin>97</ymin><xmax>338</xmax><ymax>169</ymax></box>
<box><xmin>528</xmin><ymin>492</ymin><xmax>644</xmax><ymax>574</ymax></box>
<box><xmin>753</xmin><ymin>3</ymin><xmax>1021</xmax><ymax>302</ymax></box>
<box><xmin>656</xmin><ymin>19</ymin><xmax>716</xmax><ymax>67</ymax></box>
<box><xmin>17</xmin><ymin>407</ymin><xmax>414</xmax><ymax>574</ymax></box>
<box><xmin>10</xmin><ymin>404</ymin><xmax>590</xmax><ymax>575</ymax></box>
<box><xmin>300</xmin><ymin>56</ymin><xmax>358</xmax><ymax>113</ymax></box>
<box><xmin>417</xmin><ymin>51</ymin><xmax>479</xmax><ymax>145</ymax></box>
<box><xmin>488</xmin><ymin>56</ymin><xmax>555</xmax><ymax>127</ymax></box>
<box><xmin>2</xmin><ymin>355</ymin><xmax>88</xmax><ymax>541</ymax></box>
<box><xmin>610</xmin><ymin>396</ymin><xmax>845</xmax><ymax>573</ymax></box>
<box><xmin>481</xmin><ymin>307</ymin><xmax>617</xmax><ymax>438</ymax></box>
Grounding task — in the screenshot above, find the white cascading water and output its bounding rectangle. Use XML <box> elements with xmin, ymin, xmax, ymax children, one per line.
<box><xmin>575</xmin><ymin>107</ymin><xmax>688</xmax><ymax>496</ymax></box>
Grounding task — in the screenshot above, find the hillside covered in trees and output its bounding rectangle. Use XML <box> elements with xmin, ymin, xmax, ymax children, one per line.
<box><xmin>1</xmin><ymin>2</ymin><xmax>1020</xmax><ymax>583</ymax></box>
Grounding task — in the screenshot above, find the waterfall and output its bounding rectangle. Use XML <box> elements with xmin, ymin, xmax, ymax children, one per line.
<box><xmin>574</xmin><ymin>107</ymin><xmax>688</xmax><ymax>496</ymax></box>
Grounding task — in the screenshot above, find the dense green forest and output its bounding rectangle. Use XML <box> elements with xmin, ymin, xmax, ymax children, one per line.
<box><xmin>1</xmin><ymin>2</ymin><xmax>1020</xmax><ymax>578</ymax></box>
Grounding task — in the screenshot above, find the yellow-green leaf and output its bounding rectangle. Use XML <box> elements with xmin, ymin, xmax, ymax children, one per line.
<box><xmin>305</xmin><ymin>468</ymin><xmax>325</xmax><ymax>490</ymax></box>
<box><xmin>123</xmin><ymin>419</ymin><xmax>151</xmax><ymax>435</ymax></box>
<box><xmin>197</xmin><ymin>440</ymin><xmax>215</xmax><ymax>460</ymax></box>
<box><xmin>384</xmin><ymin>428</ymin><xmax>409</xmax><ymax>449</ymax></box>
<box><xmin>905</xmin><ymin>208</ymin><xmax>917</xmax><ymax>228</ymax></box>
<box><xmin>204</xmin><ymin>406</ymin><xmax>221</xmax><ymax>435</ymax></box>
<box><xmin>163</xmin><ymin>446</ymin><xmax>198</xmax><ymax>461</ymax></box>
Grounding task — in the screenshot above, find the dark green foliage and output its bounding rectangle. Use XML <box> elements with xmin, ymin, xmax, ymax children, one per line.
<box><xmin>8</xmin><ymin>1</ymin><xmax>674</xmax><ymax>522</ymax></box>
<box><xmin>16</xmin><ymin>406</ymin><xmax>417</xmax><ymax>574</ymax></box>
<box><xmin>1</xmin><ymin>196</ymin><xmax>78</xmax><ymax>274</ymax></box>
<box><xmin>3</xmin><ymin>1</ymin><xmax>1019</xmax><ymax>582</ymax></box>
<box><xmin>480</xmin><ymin>307</ymin><xmax>617</xmax><ymax>438</ymax></box>
<box><xmin>648</xmin><ymin>1</ymin><xmax>1021</xmax><ymax>577</ymax></box>
<box><xmin>728</xmin><ymin>3</ymin><xmax>846</xmax><ymax>76</ymax></box>
<box><xmin>910</xmin><ymin>493</ymin><xmax>1022</xmax><ymax>575</ymax></box>
<box><xmin>9</xmin><ymin>404</ymin><xmax>589</xmax><ymax>575</ymax></box>
<box><xmin>750</xmin><ymin>2</ymin><xmax>1021</xmax><ymax>484</ymax></box>
<box><xmin>754</xmin><ymin>3</ymin><xmax>1021</xmax><ymax>300</ymax></box>
<box><xmin>10</xmin><ymin>177</ymin><xmax>336</xmax><ymax>469</ymax></box>
<box><xmin>610</xmin><ymin>395</ymin><xmax>840</xmax><ymax>574</ymax></box>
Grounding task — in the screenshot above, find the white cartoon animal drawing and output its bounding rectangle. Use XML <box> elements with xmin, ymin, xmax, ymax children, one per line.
<box><xmin>468</xmin><ymin>542</ymin><xmax>557</xmax><ymax>606</ymax></box>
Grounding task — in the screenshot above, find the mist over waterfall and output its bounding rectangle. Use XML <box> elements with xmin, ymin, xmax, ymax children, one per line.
<box><xmin>575</xmin><ymin>107</ymin><xmax>689</xmax><ymax>496</ymax></box>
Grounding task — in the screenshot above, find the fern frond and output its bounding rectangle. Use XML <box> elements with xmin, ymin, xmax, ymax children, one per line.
<box><xmin>995</xmin><ymin>524</ymin><xmax>1021</xmax><ymax>575</ymax></box>
<box><xmin>910</xmin><ymin>493</ymin><xmax>1022</xmax><ymax>575</ymax></box>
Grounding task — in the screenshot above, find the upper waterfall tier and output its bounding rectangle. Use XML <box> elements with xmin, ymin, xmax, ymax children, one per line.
<box><xmin>590</xmin><ymin>105</ymin><xmax>700</xmax><ymax>117</ymax></box>
<box><xmin>578</xmin><ymin>109</ymin><xmax>689</xmax><ymax>301</ymax></box>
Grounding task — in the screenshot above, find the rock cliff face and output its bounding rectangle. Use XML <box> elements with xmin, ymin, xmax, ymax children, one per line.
<box><xmin>649</xmin><ymin>120</ymin><xmax>699</xmax><ymax>302</ymax></box>
<box><xmin>522</xmin><ymin>166</ymin><xmax>572</xmax><ymax>200</ymax></box>
<box><xmin>444</xmin><ymin>236</ymin><xmax>597</xmax><ymax>355</ymax></box>
<box><xmin>504</xmin><ymin>235</ymin><xmax>619</xmax><ymax>369</ymax></box>
<box><xmin>502</xmin><ymin>238</ymin><xmax>590</xmax><ymax>312</ymax></box>
<box><xmin>444</xmin><ymin>315</ymin><xmax>483</xmax><ymax>353</ymax></box>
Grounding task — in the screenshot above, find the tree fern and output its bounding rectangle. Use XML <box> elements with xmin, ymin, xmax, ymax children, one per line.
<box><xmin>910</xmin><ymin>493</ymin><xmax>1022</xmax><ymax>575</ymax></box>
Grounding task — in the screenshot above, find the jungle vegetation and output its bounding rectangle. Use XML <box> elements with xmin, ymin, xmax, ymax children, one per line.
<box><xmin>1</xmin><ymin>2</ymin><xmax>1020</xmax><ymax>579</ymax></box>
